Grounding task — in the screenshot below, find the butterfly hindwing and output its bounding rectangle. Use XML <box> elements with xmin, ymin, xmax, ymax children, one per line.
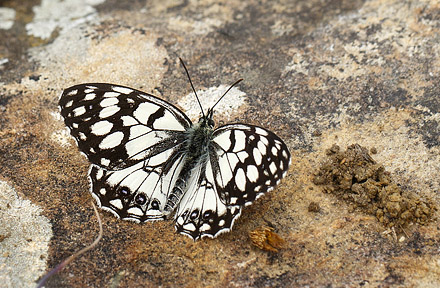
<box><xmin>175</xmin><ymin>160</ymin><xmax>242</xmax><ymax>239</ymax></box>
<box><xmin>90</xmin><ymin>151</ymin><xmax>186</xmax><ymax>221</ymax></box>
<box><xmin>210</xmin><ymin>124</ymin><xmax>291</xmax><ymax>206</ymax></box>
<box><xmin>59</xmin><ymin>83</ymin><xmax>192</xmax><ymax>170</ymax></box>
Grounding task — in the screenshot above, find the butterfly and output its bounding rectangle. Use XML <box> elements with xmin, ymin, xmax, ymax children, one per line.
<box><xmin>58</xmin><ymin>59</ymin><xmax>290</xmax><ymax>240</ymax></box>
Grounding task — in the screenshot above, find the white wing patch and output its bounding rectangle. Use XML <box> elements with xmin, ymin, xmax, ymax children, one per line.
<box><xmin>99</xmin><ymin>106</ymin><xmax>120</xmax><ymax>118</ymax></box>
<box><xmin>111</xmin><ymin>86</ymin><xmax>133</xmax><ymax>94</ymax></box>
<box><xmin>99</xmin><ymin>131</ymin><xmax>124</xmax><ymax>149</ymax></box>
<box><xmin>104</xmin><ymin>91</ymin><xmax>120</xmax><ymax>98</ymax></box>
<box><xmin>213</xmin><ymin>130</ymin><xmax>231</xmax><ymax>151</ymax></box>
<box><xmin>91</xmin><ymin>120</ymin><xmax>113</xmax><ymax>136</ymax></box>
<box><xmin>72</xmin><ymin>106</ymin><xmax>86</xmax><ymax>117</ymax></box>
<box><xmin>134</xmin><ymin>102</ymin><xmax>159</xmax><ymax>124</ymax></box>
<box><xmin>129</xmin><ymin>125</ymin><xmax>152</xmax><ymax>139</ymax></box>
<box><xmin>84</xmin><ymin>93</ymin><xmax>96</xmax><ymax>101</ymax></box>
<box><xmin>121</xmin><ymin>116</ymin><xmax>138</xmax><ymax>126</ymax></box>
<box><xmin>232</xmin><ymin>130</ymin><xmax>246</xmax><ymax>152</ymax></box>
<box><xmin>100</xmin><ymin>97</ymin><xmax>118</xmax><ymax>107</ymax></box>
<box><xmin>153</xmin><ymin>110</ymin><xmax>187</xmax><ymax>131</ymax></box>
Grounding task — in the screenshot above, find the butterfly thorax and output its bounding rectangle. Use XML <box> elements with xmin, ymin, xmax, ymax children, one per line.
<box><xmin>163</xmin><ymin>115</ymin><xmax>215</xmax><ymax>215</ymax></box>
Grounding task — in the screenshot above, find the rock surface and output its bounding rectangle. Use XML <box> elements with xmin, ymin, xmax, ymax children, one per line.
<box><xmin>0</xmin><ymin>0</ymin><xmax>439</xmax><ymax>287</ymax></box>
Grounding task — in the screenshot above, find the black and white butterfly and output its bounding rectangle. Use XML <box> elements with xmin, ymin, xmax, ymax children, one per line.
<box><xmin>59</xmin><ymin>60</ymin><xmax>290</xmax><ymax>240</ymax></box>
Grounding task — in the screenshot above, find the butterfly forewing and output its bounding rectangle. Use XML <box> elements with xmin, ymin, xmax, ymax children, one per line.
<box><xmin>59</xmin><ymin>83</ymin><xmax>192</xmax><ymax>170</ymax></box>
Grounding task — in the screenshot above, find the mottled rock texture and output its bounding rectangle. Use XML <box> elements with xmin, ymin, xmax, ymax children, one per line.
<box><xmin>0</xmin><ymin>0</ymin><xmax>439</xmax><ymax>287</ymax></box>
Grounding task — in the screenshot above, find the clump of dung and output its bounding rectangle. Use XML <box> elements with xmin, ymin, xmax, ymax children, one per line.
<box><xmin>313</xmin><ymin>144</ymin><xmax>436</xmax><ymax>228</ymax></box>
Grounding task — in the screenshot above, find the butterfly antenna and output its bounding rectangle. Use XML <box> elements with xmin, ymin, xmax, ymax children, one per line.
<box><xmin>179</xmin><ymin>58</ymin><xmax>205</xmax><ymax>118</ymax></box>
<box><xmin>211</xmin><ymin>78</ymin><xmax>243</xmax><ymax>111</ymax></box>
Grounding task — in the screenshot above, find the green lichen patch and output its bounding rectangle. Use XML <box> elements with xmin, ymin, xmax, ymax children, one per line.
<box><xmin>313</xmin><ymin>144</ymin><xmax>437</xmax><ymax>228</ymax></box>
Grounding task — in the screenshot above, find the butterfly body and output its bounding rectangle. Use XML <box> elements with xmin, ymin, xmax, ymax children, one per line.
<box><xmin>59</xmin><ymin>80</ymin><xmax>290</xmax><ymax>240</ymax></box>
<box><xmin>164</xmin><ymin>118</ymin><xmax>213</xmax><ymax>214</ymax></box>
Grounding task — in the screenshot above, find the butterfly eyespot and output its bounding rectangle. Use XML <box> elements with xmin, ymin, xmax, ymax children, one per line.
<box><xmin>119</xmin><ymin>187</ymin><xmax>130</xmax><ymax>196</ymax></box>
<box><xmin>135</xmin><ymin>194</ymin><xmax>147</xmax><ymax>205</ymax></box>
<box><xmin>182</xmin><ymin>210</ymin><xmax>189</xmax><ymax>219</ymax></box>
<box><xmin>190</xmin><ymin>210</ymin><xmax>199</xmax><ymax>220</ymax></box>
<box><xmin>203</xmin><ymin>210</ymin><xmax>213</xmax><ymax>219</ymax></box>
<box><xmin>151</xmin><ymin>199</ymin><xmax>160</xmax><ymax>210</ymax></box>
